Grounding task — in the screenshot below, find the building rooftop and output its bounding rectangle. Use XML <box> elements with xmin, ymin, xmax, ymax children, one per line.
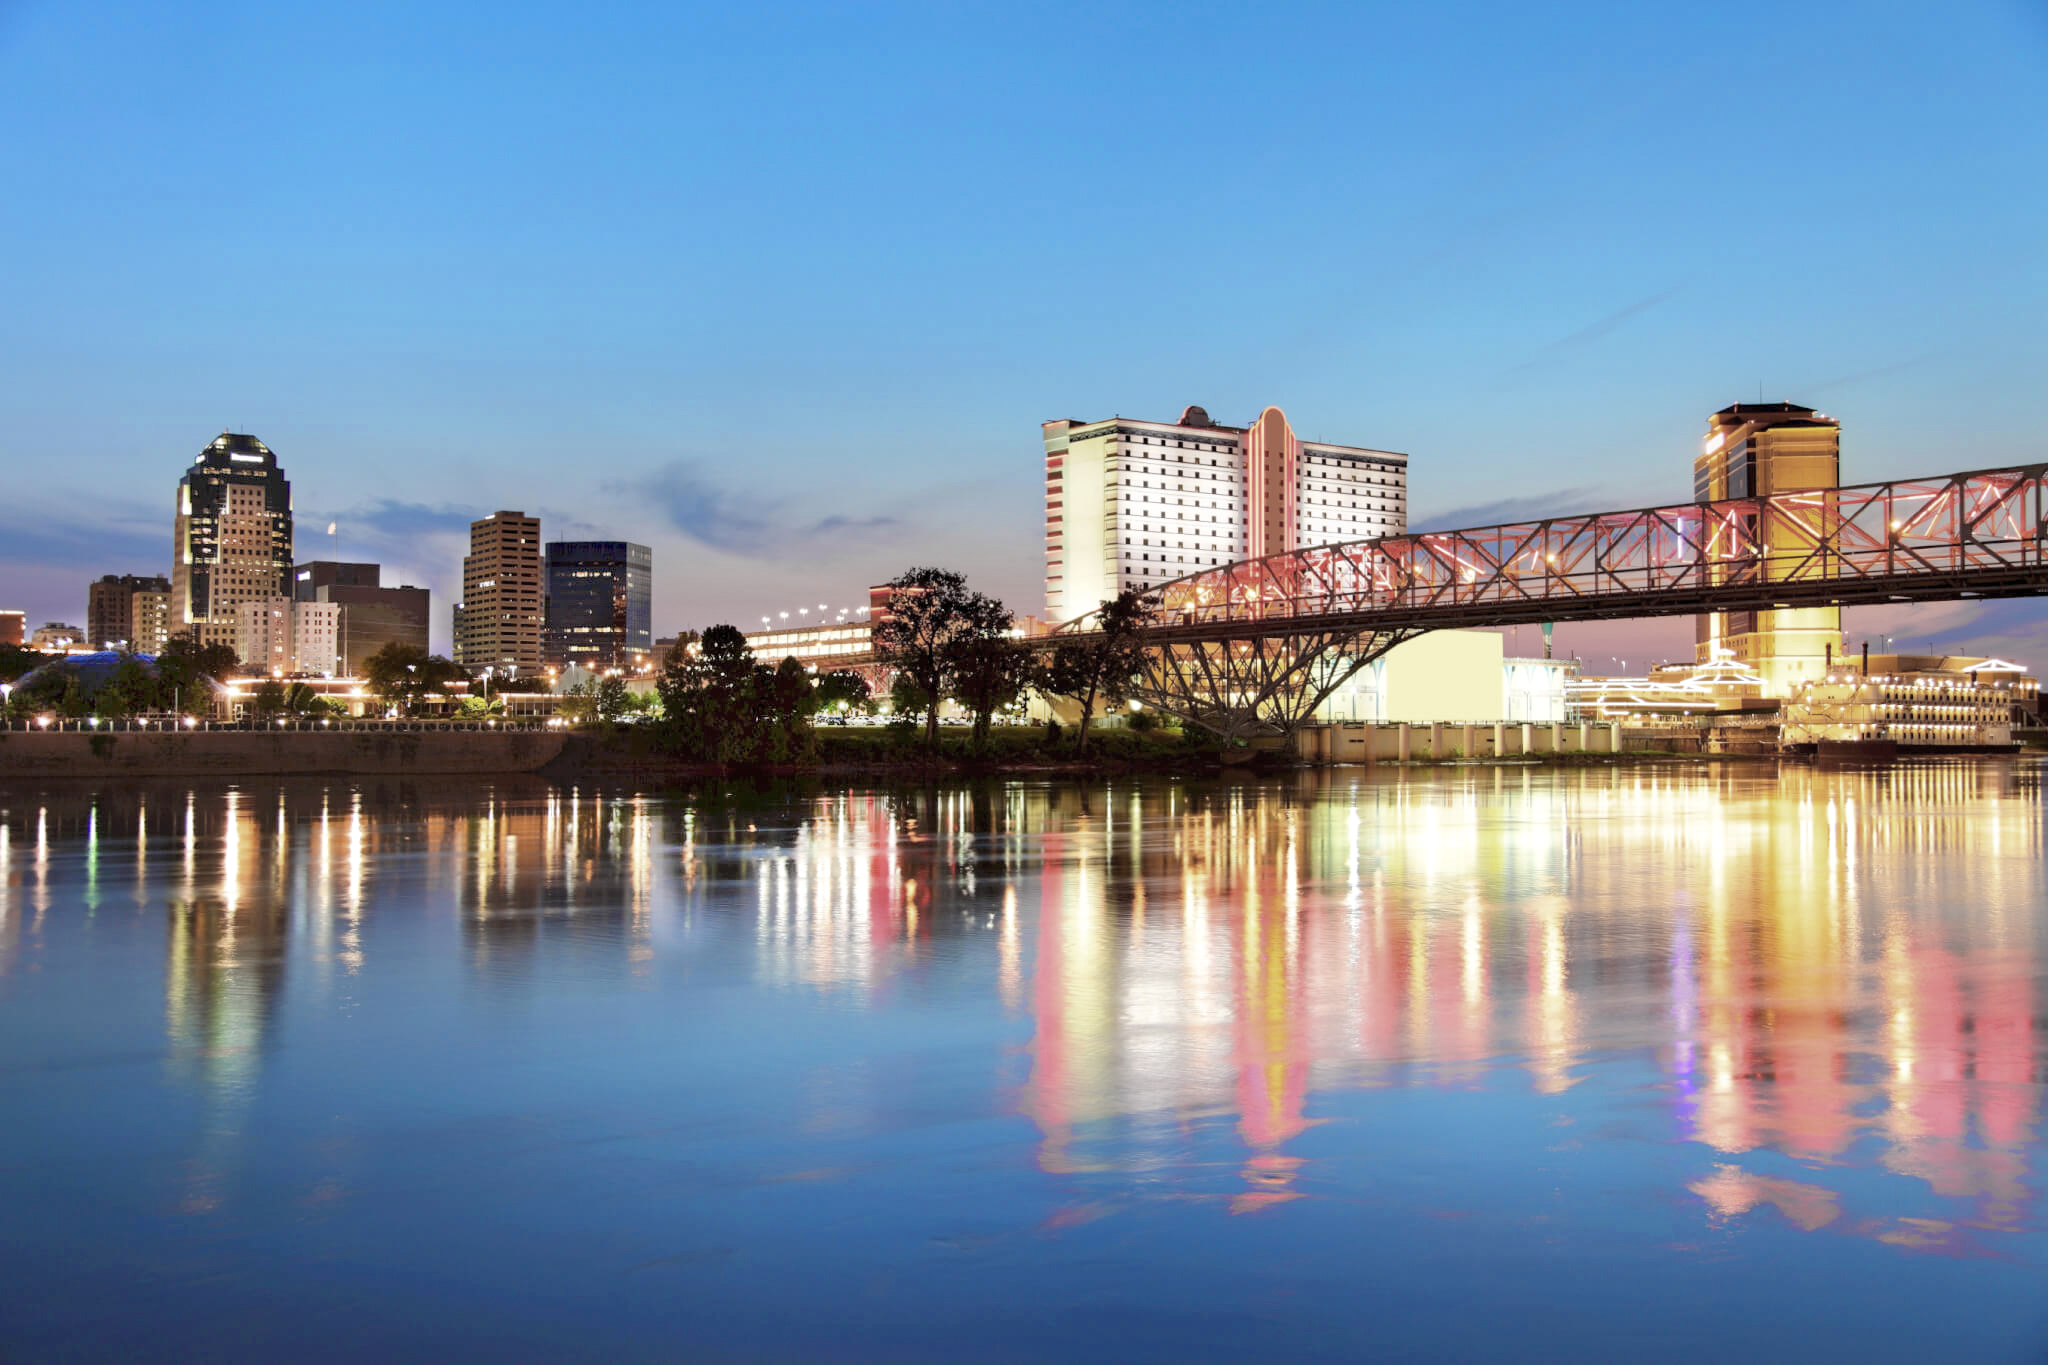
<box><xmin>1709</xmin><ymin>401</ymin><xmax>1838</xmax><ymax>430</ymax></box>
<box><xmin>1050</xmin><ymin>405</ymin><xmax>1406</xmax><ymax>459</ymax></box>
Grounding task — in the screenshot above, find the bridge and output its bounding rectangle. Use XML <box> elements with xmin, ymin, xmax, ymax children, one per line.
<box><xmin>1072</xmin><ymin>462</ymin><xmax>2048</xmax><ymax>739</ymax></box>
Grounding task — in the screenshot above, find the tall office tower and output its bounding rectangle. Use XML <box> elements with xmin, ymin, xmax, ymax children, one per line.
<box><xmin>86</xmin><ymin>573</ymin><xmax>171</xmax><ymax>650</ymax></box>
<box><xmin>453</xmin><ymin>511</ymin><xmax>543</xmax><ymax>676</ymax></box>
<box><xmin>543</xmin><ymin>541</ymin><xmax>653</xmax><ymax>671</ymax></box>
<box><xmin>1040</xmin><ymin>404</ymin><xmax>1406</xmax><ymax>622</ymax></box>
<box><xmin>172</xmin><ymin>432</ymin><xmax>294</xmax><ymax>654</ymax></box>
<box><xmin>0</xmin><ymin>611</ymin><xmax>23</xmax><ymax>647</ymax></box>
<box><xmin>237</xmin><ymin>597</ymin><xmax>342</xmax><ymax>675</ymax></box>
<box><xmin>293</xmin><ymin>561</ymin><xmax>431</xmax><ymax>675</ymax></box>
<box><xmin>1693</xmin><ymin>401</ymin><xmax>1844</xmax><ymax>694</ymax></box>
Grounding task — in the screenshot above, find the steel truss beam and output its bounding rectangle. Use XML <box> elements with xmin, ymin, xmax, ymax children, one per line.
<box><xmin>1127</xmin><ymin>627</ymin><xmax>1422</xmax><ymax>743</ymax></box>
<box><xmin>1135</xmin><ymin>461</ymin><xmax>2048</xmax><ymax>639</ymax></box>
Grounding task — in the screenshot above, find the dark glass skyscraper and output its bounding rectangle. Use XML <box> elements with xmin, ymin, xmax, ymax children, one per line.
<box><xmin>543</xmin><ymin>541</ymin><xmax>652</xmax><ymax>671</ymax></box>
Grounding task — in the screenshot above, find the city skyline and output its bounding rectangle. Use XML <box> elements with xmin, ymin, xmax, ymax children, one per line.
<box><xmin>2</xmin><ymin>3</ymin><xmax>2045</xmax><ymax>665</ymax></box>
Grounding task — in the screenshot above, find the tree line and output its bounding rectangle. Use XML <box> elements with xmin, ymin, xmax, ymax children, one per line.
<box><xmin>653</xmin><ymin>566</ymin><xmax>1157</xmax><ymax>761</ymax></box>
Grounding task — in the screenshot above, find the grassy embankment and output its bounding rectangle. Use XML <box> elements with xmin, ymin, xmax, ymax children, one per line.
<box><xmin>546</xmin><ymin>724</ymin><xmax>1220</xmax><ymax>777</ymax></box>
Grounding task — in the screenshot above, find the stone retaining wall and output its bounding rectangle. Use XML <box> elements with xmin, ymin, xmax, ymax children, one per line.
<box><xmin>1294</xmin><ymin>721</ymin><xmax>1624</xmax><ymax>763</ymax></box>
<box><xmin>0</xmin><ymin>729</ymin><xmax>568</xmax><ymax>777</ymax></box>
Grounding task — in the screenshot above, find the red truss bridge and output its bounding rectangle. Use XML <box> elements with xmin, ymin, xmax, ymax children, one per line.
<box><xmin>1068</xmin><ymin>463</ymin><xmax>2048</xmax><ymax>740</ymax></box>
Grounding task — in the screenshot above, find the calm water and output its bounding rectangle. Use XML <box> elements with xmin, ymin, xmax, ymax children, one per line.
<box><xmin>1</xmin><ymin>764</ymin><xmax>2045</xmax><ymax>1362</ymax></box>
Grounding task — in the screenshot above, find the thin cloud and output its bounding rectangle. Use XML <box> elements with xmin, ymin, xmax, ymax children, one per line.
<box><xmin>615</xmin><ymin>461</ymin><xmax>898</xmax><ymax>557</ymax></box>
<box><xmin>331</xmin><ymin>499</ymin><xmax>482</xmax><ymax>540</ymax></box>
<box><xmin>1412</xmin><ymin>486</ymin><xmax>1605</xmax><ymax>533</ymax></box>
<box><xmin>0</xmin><ymin>502</ymin><xmax>164</xmax><ymax>576</ymax></box>
<box><xmin>809</xmin><ymin>513</ymin><xmax>900</xmax><ymax>538</ymax></box>
<box><xmin>1797</xmin><ymin>350</ymin><xmax>1947</xmax><ymax>397</ymax></box>
<box><xmin>1498</xmin><ymin>286</ymin><xmax>1684</xmax><ymax>380</ymax></box>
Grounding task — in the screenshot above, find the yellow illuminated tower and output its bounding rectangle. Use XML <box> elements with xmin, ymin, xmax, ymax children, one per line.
<box><xmin>1693</xmin><ymin>402</ymin><xmax>1844</xmax><ymax>694</ymax></box>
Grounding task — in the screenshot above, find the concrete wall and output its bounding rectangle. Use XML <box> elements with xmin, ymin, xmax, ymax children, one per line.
<box><xmin>0</xmin><ymin>729</ymin><xmax>568</xmax><ymax>777</ymax></box>
<box><xmin>1295</xmin><ymin>721</ymin><xmax>1622</xmax><ymax>763</ymax></box>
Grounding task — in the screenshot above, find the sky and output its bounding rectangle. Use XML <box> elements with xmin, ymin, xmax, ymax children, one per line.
<box><xmin>2</xmin><ymin>0</ymin><xmax>2045</xmax><ymax>667</ymax></box>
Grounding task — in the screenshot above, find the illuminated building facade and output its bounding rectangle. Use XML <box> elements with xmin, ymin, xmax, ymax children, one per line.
<box><xmin>745</xmin><ymin>619</ymin><xmax>873</xmax><ymax>667</ymax></box>
<box><xmin>86</xmin><ymin>573</ymin><xmax>171</xmax><ymax>651</ymax></box>
<box><xmin>543</xmin><ymin>541</ymin><xmax>652</xmax><ymax>671</ymax></box>
<box><xmin>1782</xmin><ymin>655</ymin><xmax>2036</xmax><ymax>749</ymax></box>
<box><xmin>0</xmin><ymin>610</ymin><xmax>21</xmax><ymax>647</ymax></box>
<box><xmin>236</xmin><ymin>597</ymin><xmax>342</xmax><ymax>676</ymax></box>
<box><xmin>1693</xmin><ymin>402</ymin><xmax>1843</xmax><ymax>694</ymax></box>
<box><xmin>29</xmin><ymin>622</ymin><xmax>83</xmax><ymax>650</ymax></box>
<box><xmin>172</xmin><ymin>432</ymin><xmax>295</xmax><ymax>654</ymax></box>
<box><xmin>1040</xmin><ymin>404</ymin><xmax>1407</xmax><ymax>622</ymax></box>
<box><xmin>454</xmin><ymin>511</ymin><xmax>543</xmax><ymax>676</ymax></box>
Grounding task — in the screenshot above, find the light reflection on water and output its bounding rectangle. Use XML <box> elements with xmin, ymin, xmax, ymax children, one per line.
<box><xmin>0</xmin><ymin>763</ymin><xmax>2044</xmax><ymax>1361</ymax></box>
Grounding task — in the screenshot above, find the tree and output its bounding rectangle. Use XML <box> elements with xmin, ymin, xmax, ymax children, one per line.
<box><xmin>95</xmin><ymin>655</ymin><xmax>159</xmax><ymax>718</ymax></box>
<box><xmin>1037</xmin><ymin>588</ymin><xmax>1157</xmax><ymax>754</ymax></box>
<box><xmin>595</xmin><ymin>674</ymin><xmax>631</xmax><ymax>722</ymax></box>
<box><xmin>0</xmin><ymin>645</ymin><xmax>49</xmax><ymax>684</ymax></box>
<box><xmin>249</xmin><ymin>680</ymin><xmax>289</xmax><ymax>716</ymax></box>
<box><xmin>248</xmin><ymin>680</ymin><xmax>337</xmax><ymax>718</ymax></box>
<box><xmin>951</xmin><ymin>636</ymin><xmax>1033</xmax><ymax>754</ymax></box>
<box><xmin>152</xmin><ymin>634</ymin><xmax>238</xmax><ymax>715</ymax></box>
<box><xmin>557</xmin><ymin>681</ymin><xmax>598</xmax><ymax>725</ymax></box>
<box><xmin>813</xmin><ymin>669</ymin><xmax>871</xmax><ymax>723</ymax></box>
<box><xmin>870</xmin><ymin>567</ymin><xmax>1014</xmax><ymax>751</ymax></box>
<box><xmin>363</xmin><ymin>642</ymin><xmax>469</xmax><ymax>716</ymax></box>
<box><xmin>161</xmin><ymin>633</ymin><xmax>240</xmax><ymax>680</ymax></box>
<box><xmin>756</xmin><ymin>657</ymin><xmax>818</xmax><ymax>761</ymax></box>
<box><xmin>663</xmin><ymin>626</ymin><xmax>770</xmax><ymax>765</ymax></box>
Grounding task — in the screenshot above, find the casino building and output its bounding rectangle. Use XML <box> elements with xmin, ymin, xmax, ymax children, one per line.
<box><xmin>1040</xmin><ymin>405</ymin><xmax>1406</xmax><ymax>623</ymax></box>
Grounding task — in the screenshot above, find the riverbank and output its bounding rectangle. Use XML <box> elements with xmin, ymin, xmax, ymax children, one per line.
<box><xmin>0</xmin><ymin>722</ymin><xmax>1801</xmax><ymax>781</ymax></box>
<box><xmin>0</xmin><ymin>727</ymin><xmax>568</xmax><ymax>777</ymax></box>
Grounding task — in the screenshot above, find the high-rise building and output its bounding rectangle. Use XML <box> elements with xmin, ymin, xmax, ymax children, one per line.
<box><xmin>172</xmin><ymin>432</ymin><xmax>294</xmax><ymax>655</ymax></box>
<box><xmin>292</xmin><ymin>562</ymin><xmax>430</xmax><ymax>675</ymax></box>
<box><xmin>86</xmin><ymin>573</ymin><xmax>171</xmax><ymax>651</ymax></box>
<box><xmin>1693</xmin><ymin>401</ymin><xmax>1844</xmax><ymax>694</ymax></box>
<box><xmin>0</xmin><ymin>611</ymin><xmax>23</xmax><ymax>648</ymax></box>
<box><xmin>131</xmin><ymin>588</ymin><xmax>171</xmax><ymax>655</ymax></box>
<box><xmin>543</xmin><ymin>541</ymin><xmax>652</xmax><ymax>671</ymax></box>
<box><xmin>454</xmin><ymin>511</ymin><xmax>543</xmax><ymax>677</ymax></box>
<box><xmin>1040</xmin><ymin>404</ymin><xmax>1407</xmax><ymax>622</ymax></box>
<box><xmin>237</xmin><ymin>597</ymin><xmax>342</xmax><ymax>676</ymax></box>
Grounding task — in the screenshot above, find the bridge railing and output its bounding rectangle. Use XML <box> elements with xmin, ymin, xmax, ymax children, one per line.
<box><xmin>1151</xmin><ymin>464</ymin><xmax>2048</xmax><ymax>626</ymax></box>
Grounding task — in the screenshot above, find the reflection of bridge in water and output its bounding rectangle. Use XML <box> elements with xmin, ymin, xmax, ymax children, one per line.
<box><xmin>1061</xmin><ymin>463</ymin><xmax>2048</xmax><ymax>738</ymax></box>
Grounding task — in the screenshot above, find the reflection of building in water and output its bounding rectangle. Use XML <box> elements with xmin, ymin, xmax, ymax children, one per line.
<box><xmin>999</xmin><ymin>765</ymin><xmax>2043</xmax><ymax>1235</ymax></box>
<box><xmin>454</xmin><ymin>786</ymin><xmax>658</xmax><ymax>976</ymax></box>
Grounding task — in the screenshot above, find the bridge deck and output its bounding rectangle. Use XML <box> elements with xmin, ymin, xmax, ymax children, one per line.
<box><xmin>1061</xmin><ymin>462</ymin><xmax>2048</xmax><ymax>641</ymax></box>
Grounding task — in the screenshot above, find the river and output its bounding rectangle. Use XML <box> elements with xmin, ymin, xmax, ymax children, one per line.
<box><xmin>1</xmin><ymin>763</ymin><xmax>2043</xmax><ymax>1361</ymax></box>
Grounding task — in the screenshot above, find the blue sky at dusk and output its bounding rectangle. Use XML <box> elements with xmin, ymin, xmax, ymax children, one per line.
<box><xmin>3</xmin><ymin>1</ymin><xmax>2045</xmax><ymax>663</ymax></box>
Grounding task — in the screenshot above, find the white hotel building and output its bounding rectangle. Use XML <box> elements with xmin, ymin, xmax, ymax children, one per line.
<box><xmin>1041</xmin><ymin>404</ymin><xmax>1407</xmax><ymax>622</ymax></box>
